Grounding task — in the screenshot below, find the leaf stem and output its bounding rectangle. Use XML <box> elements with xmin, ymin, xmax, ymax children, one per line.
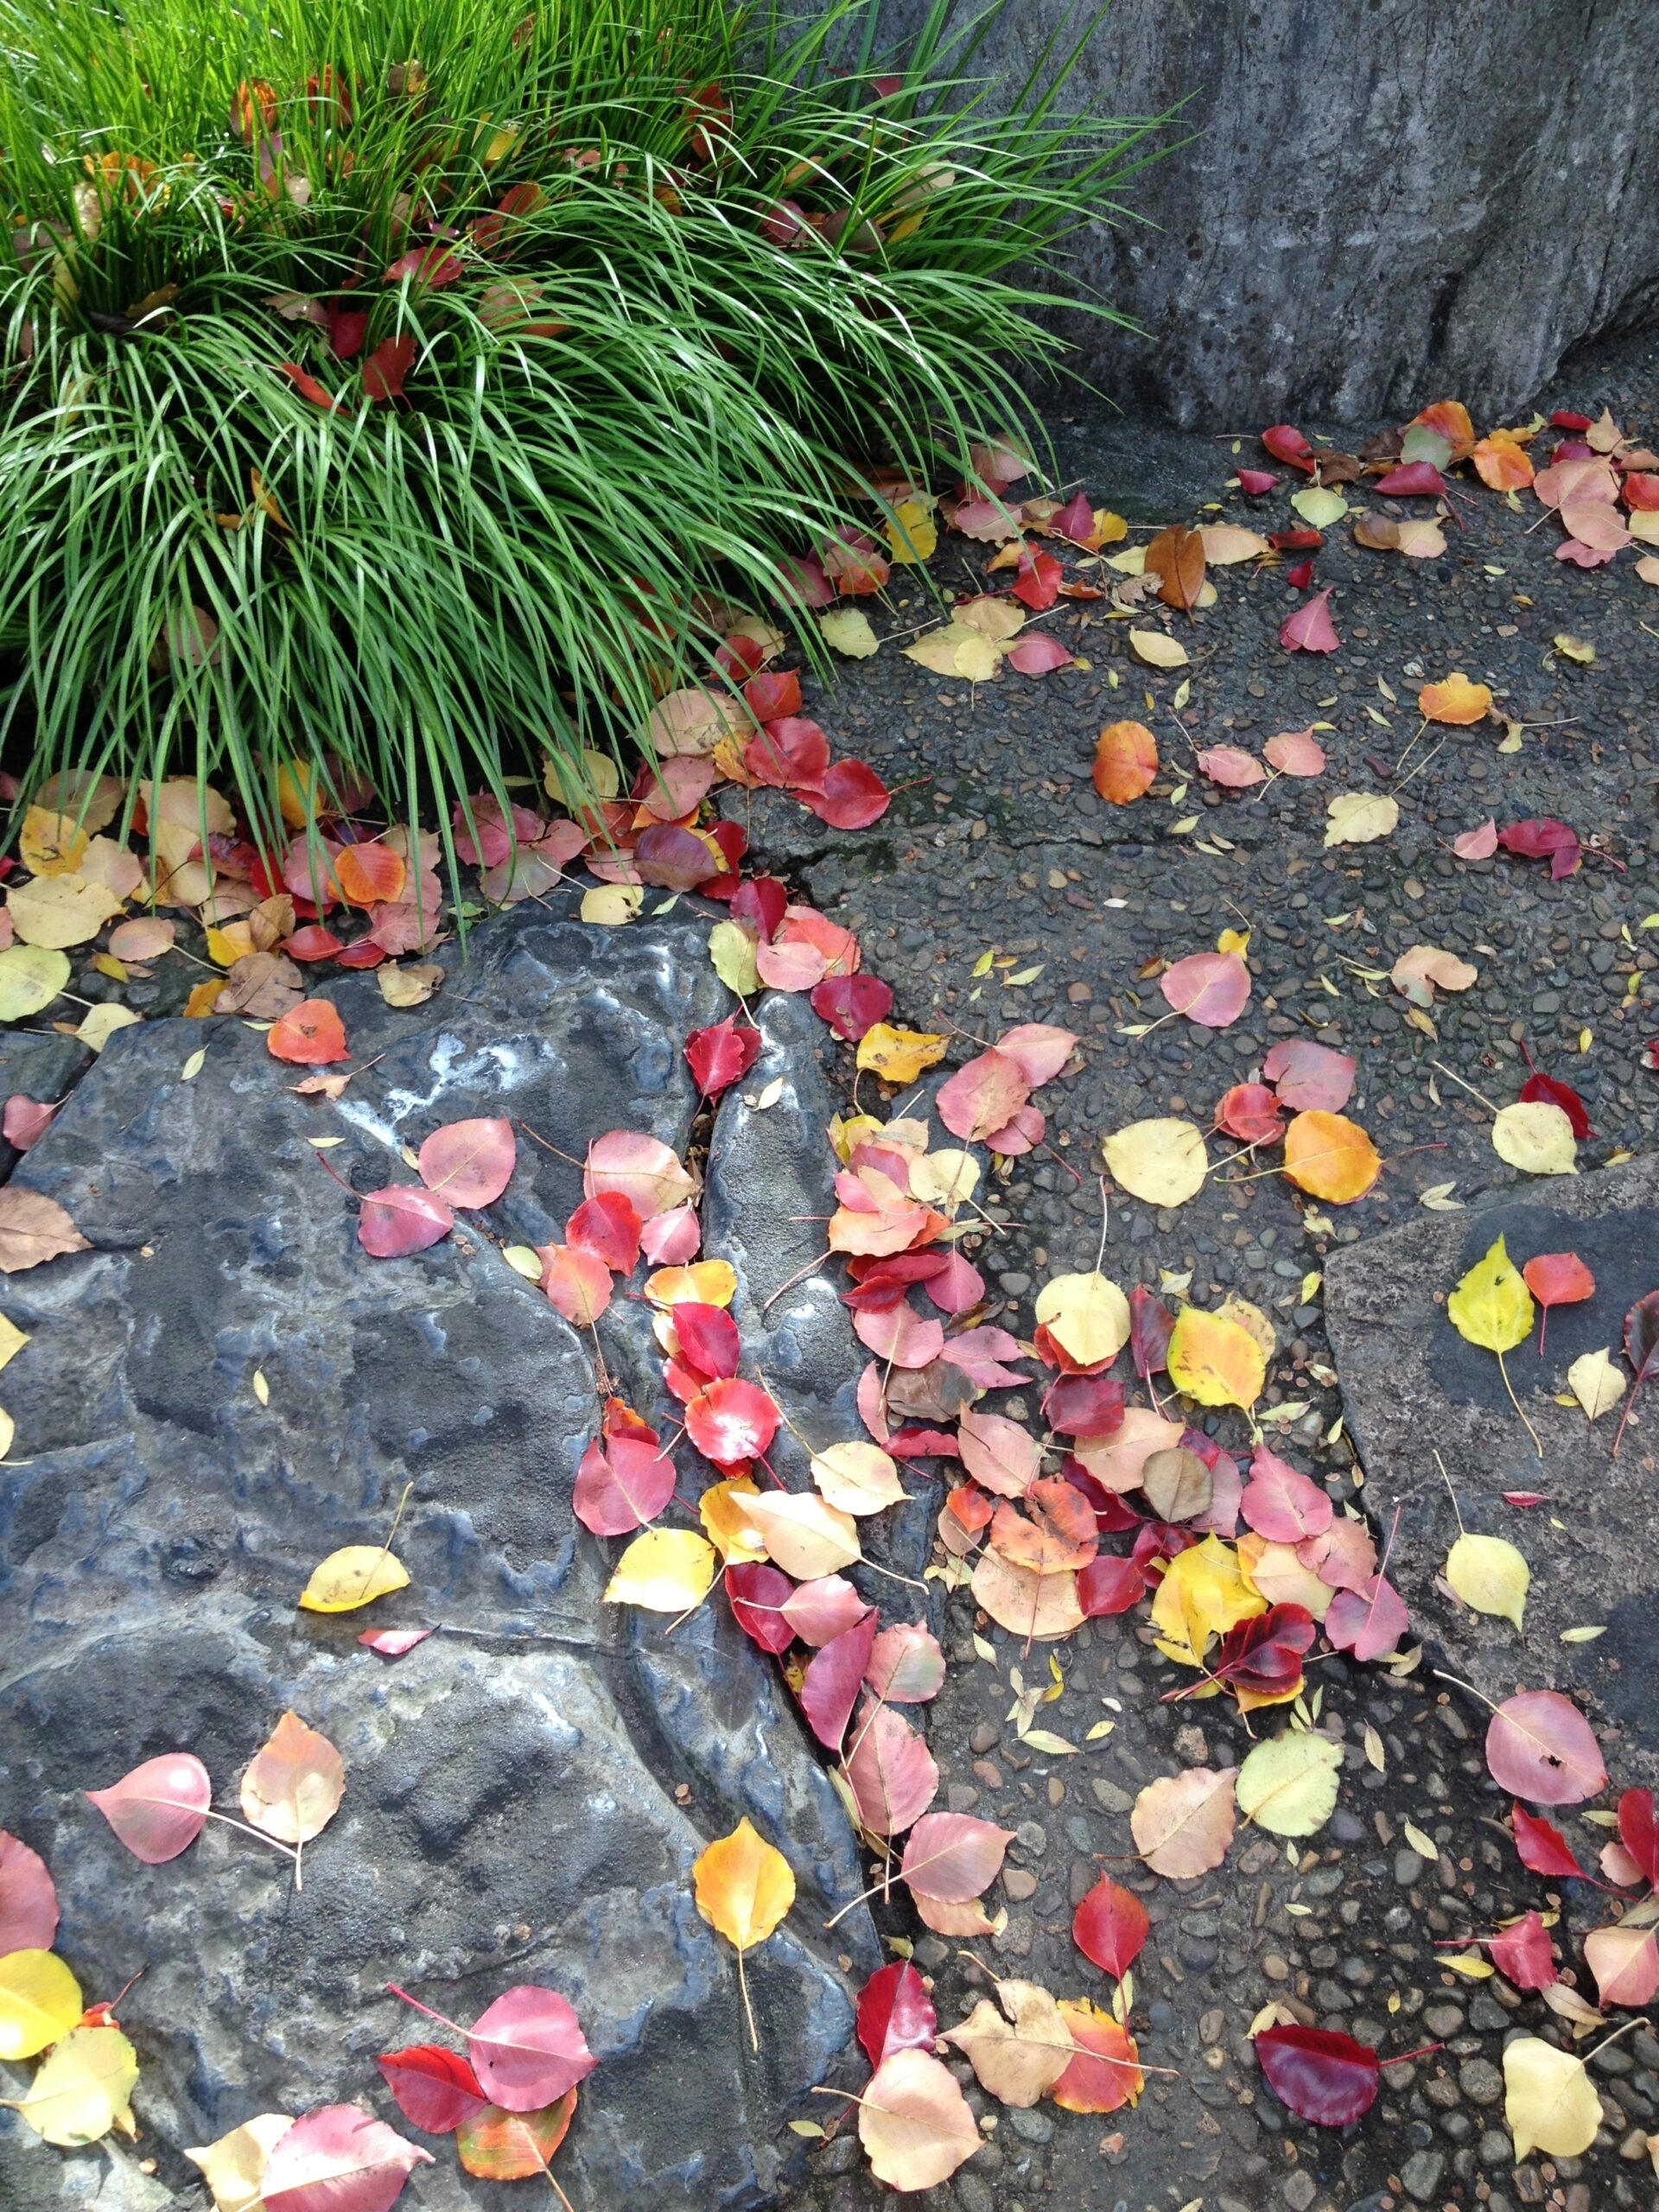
<box><xmin>1497</xmin><ymin>1349</ymin><xmax>1544</xmax><ymax>1459</ymax></box>
<box><xmin>385</xmin><ymin>1981</ymin><xmax>469</xmax><ymax>2039</ymax></box>
<box><xmin>735</xmin><ymin>1946</ymin><xmax>758</xmax><ymax>2053</ymax></box>
<box><xmin>200</xmin><ymin>1809</ymin><xmax>298</xmax><ymax>1862</ymax></box>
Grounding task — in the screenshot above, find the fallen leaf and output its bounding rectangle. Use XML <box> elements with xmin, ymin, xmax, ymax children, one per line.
<box><xmin>1130</xmin><ymin>1766</ymin><xmax>1237</xmax><ymax>1877</ymax></box>
<box><xmin>187</xmin><ymin>2114</ymin><xmax>296</xmax><ymax>2212</ymax></box>
<box><xmin>86</xmin><ymin>1751</ymin><xmax>212</xmax><ymax>1863</ymax></box>
<box><xmin>0</xmin><ymin>1948</ymin><xmax>83</xmax><ymax>2059</ymax></box>
<box><xmin>298</xmin><ymin>1545</ymin><xmax>410</xmax><ymax>1614</ymax></box>
<box><xmin>944</xmin><ymin>1978</ymin><xmax>1072</xmax><ymax>2106</ymax></box>
<box><xmin>260</xmin><ymin>2104</ymin><xmax>432</xmax><ymax>2212</ymax></box>
<box><xmin>1503</xmin><ymin>2036</ymin><xmax>1601</xmax><ymax>2159</ymax></box>
<box><xmin>1485</xmin><ymin>1689</ymin><xmax>1605</xmax><ymax>1805</ymax></box>
<box><xmin>602</xmin><ymin>1527</ymin><xmax>717</xmax><ymax>1611</ymax></box>
<box><xmin>1419</xmin><ymin>673</ymin><xmax>1493</xmax><ymax>724</ymax></box>
<box><xmin>240</xmin><ymin>1712</ymin><xmax>345</xmax><ymax>1867</ymax></box>
<box><xmin>1446</xmin><ymin>1532</ymin><xmax>1529</xmax><ymax>1629</ymax></box>
<box><xmin>857</xmin><ymin>2048</ymin><xmax>980</xmax><ymax>2191</ymax></box>
<box><xmin>1103</xmin><ymin>1118</ymin><xmax>1208</xmax><ymax>1206</ymax></box>
<box><xmin>1323</xmin><ymin>792</ymin><xmax>1398</xmax><ymax>849</ymax></box>
<box><xmin>1255</xmin><ymin>2024</ymin><xmax>1379</xmax><ymax>2127</ymax></box>
<box><xmin>1282</xmin><ymin>1110</ymin><xmax>1380</xmax><ymax>1204</ymax></box>
<box><xmin>1072</xmin><ymin>1875</ymin><xmax>1150</xmax><ymax>1979</ymax></box>
<box><xmin>0</xmin><ymin>1187</ymin><xmax>90</xmax><ymax>1272</ymax></box>
<box><xmin>12</xmin><ymin>2022</ymin><xmax>140</xmax><ymax>2148</ymax></box>
<box><xmin>1568</xmin><ymin>1347</ymin><xmax>1625</xmax><ymax>1421</ymax></box>
<box><xmin>1128</xmin><ymin>630</ymin><xmax>1188</xmax><ymax>670</ymax></box>
<box><xmin>1092</xmin><ymin>721</ymin><xmax>1159</xmax><ymax>804</ymax></box>
<box><xmin>1236</xmin><ymin>1730</ymin><xmax>1342</xmax><ymax>1836</ymax></box>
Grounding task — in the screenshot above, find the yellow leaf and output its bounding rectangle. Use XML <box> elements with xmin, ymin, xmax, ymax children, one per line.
<box><xmin>1236</xmin><ymin>1731</ymin><xmax>1342</xmax><ymax>1836</ymax></box>
<box><xmin>1446</xmin><ymin>1236</ymin><xmax>1533</xmax><ymax>1354</ymax></box>
<box><xmin>1446</xmin><ymin>1532</ymin><xmax>1529</xmax><ymax>1628</ymax></box>
<box><xmin>1441</xmin><ymin>1953</ymin><xmax>1495</xmax><ymax>1980</ymax></box>
<box><xmin>502</xmin><ymin>1243</ymin><xmax>543</xmax><ymax>1281</ymax></box>
<box><xmin>19</xmin><ymin>807</ymin><xmax>90</xmax><ymax>878</ymax></box>
<box><xmin>0</xmin><ymin>1949</ymin><xmax>83</xmax><ymax>2059</ymax></box>
<box><xmin>0</xmin><ymin>944</ymin><xmax>72</xmax><ymax>1021</ymax></box>
<box><xmin>580</xmin><ymin>884</ymin><xmax>643</xmax><ymax>927</ymax></box>
<box><xmin>1167</xmin><ymin>1307</ymin><xmax>1265</xmax><ymax>1411</ymax></box>
<box><xmin>1217</xmin><ymin>927</ymin><xmax>1250</xmax><ymax>957</ymax></box>
<box><xmin>184</xmin><ymin>980</ymin><xmax>226</xmax><ymax>1018</ymax></box>
<box><xmin>818</xmin><ymin>607</ymin><xmax>880</xmax><ymax>658</ymax></box>
<box><xmin>699</xmin><ymin>1478</ymin><xmax>766</xmax><ymax>1562</ymax></box>
<box><xmin>1291</xmin><ymin>486</ymin><xmax>1348</xmax><ymax>528</ymax></box>
<box><xmin>1150</xmin><ymin>1536</ymin><xmax>1267</xmax><ymax>1667</ymax></box>
<box><xmin>1323</xmin><ymin>792</ymin><xmax>1399</xmax><ymax>849</ymax></box>
<box><xmin>7</xmin><ymin>874</ymin><xmax>124</xmax><ymax>950</ymax></box>
<box><xmin>885</xmin><ymin>497</ymin><xmax>938</xmax><ymax>565</ymax></box>
<box><xmin>251</xmin><ymin>1368</ymin><xmax>270</xmax><ymax>1405</ymax></box>
<box><xmin>744</xmin><ymin>1491</ymin><xmax>861</xmax><ymax>1580</ymax></box>
<box><xmin>1128</xmin><ymin>630</ymin><xmax>1188</xmax><ymax>670</ymax></box>
<box><xmin>855</xmin><ymin>1023</ymin><xmax>949</xmax><ymax>1084</ymax></box>
<box><xmin>1551</xmin><ymin>633</ymin><xmax>1596</xmax><ymax>665</ymax></box>
<box><xmin>298</xmin><ymin>1544</ymin><xmax>411</xmax><ymax>1614</ymax></box>
<box><xmin>1102</xmin><ymin>1117</ymin><xmax>1208</xmax><ymax>1206</ymax></box>
<box><xmin>645</xmin><ymin>1259</ymin><xmax>736</xmax><ymax>1310</ymax></box>
<box><xmin>76</xmin><ymin>1002</ymin><xmax>142</xmax><ymax>1053</ymax></box>
<box><xmin>1503</xmin><ymin>2036</ymin><xmax>1601</xmax><ymax>2159</ymax></box>
<box><xmin>709</xmin><ymin>918</ymin><xmax>760</xmax><ymax>997</ymax></box>
<box><xmin>810</xmin><ymin>1440</ymin><xmax>905</xmax><ymax>1516</ymax></box>
<box><xmin>14</xmin><ymin>2023</ymin><xmax>138</xmax><ymax>2146</ymax></box>
<box><xmin>693</xmin><ymin>1816</ymin><xmax>795</xmax><ymax>1952</ymax></box>
<box><xmin>1492</xmin><ymin>1100</ymin><xmax>1577</xmax><ymax>1176</ymax></box>
<box><xmin>0</xmin><ymin>1314</ymin><xmax>29</xmax><ymax>1372</ymax></box>
<box><xmin>1033</xmin><ymin>1271</ymin><xmax>1130</xmax><ymax>1367</ymax></box>
<box><xmin>603</xmin><ymin>1528</ymin><xmax>718</xmax><ymax>1611</ymax></box>
<box><xmin>1560</xmin><ymin>1624</ymin><xmax>1605</xmax><ymax>1643</ymax></box>
<box><xmin>187</xmin><ymin>2115</ymin><xmax>295</xmax><ymax>2212</ymax></box>
<box><xmin>1402</xmin><ymin>1819</ymin><xmax>1440</xmax><ymax>1859</ymax></box>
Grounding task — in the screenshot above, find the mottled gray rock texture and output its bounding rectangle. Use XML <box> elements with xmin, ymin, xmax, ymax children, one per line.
<box><xmin>1326</xmin><ymin>1157</ymin><xmax>1659</xmax><ymax>1784</ymax></box>
<box><xmin>0</xmin><ymin>908</ymin><xmax>874</xmax><ymax>2212</ymax></box>
<box><xmin>822</xmin><ymin>0</ymin><xmax>1659</xmax><ymax>426</ymax></box>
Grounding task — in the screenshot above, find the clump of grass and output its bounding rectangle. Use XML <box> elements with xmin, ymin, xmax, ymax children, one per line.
<box><xmin>0</xmin><ymin>0</ymin><xmax>1154</xmax><ymax>868</ymax></box>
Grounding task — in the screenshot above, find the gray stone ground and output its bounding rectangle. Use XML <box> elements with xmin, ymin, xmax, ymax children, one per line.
<box><xmin>751</xmin><ymin>328</ymin><xmax>1659</xmax><ymax>2212</ymax></box>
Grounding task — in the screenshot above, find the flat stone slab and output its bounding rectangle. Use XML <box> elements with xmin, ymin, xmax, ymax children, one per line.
<box><xmin>1326</xmin><ymin>1156</ymin><xmax>1659</xmax><ymax>1783</ymax></box>
<box><xmin>0</xmin><ymin>907</ymin><xmax>874</xmax><ymax>2212</ymax></box>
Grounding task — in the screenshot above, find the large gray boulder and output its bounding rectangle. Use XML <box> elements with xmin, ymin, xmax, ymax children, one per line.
<box><xmin>0</xmin><ymin>909</ymin><xmax>873</xmax><ymax>2212</ymax></box>
<box><xmin>835</xmin><ymin>0</ymin><xmax>1659</xmax><ymax>425</ymax></box>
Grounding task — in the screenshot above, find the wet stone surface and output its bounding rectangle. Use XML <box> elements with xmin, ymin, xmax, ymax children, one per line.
<box><xmin>0</xmin><ymin>908</ymin><xmax>875</xmax><ymax>2212</ymax></box>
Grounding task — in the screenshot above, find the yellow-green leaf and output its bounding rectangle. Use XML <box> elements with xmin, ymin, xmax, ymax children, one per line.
<box><xmin>14</xmin><ymin>2023</ymin><xmax>138</xmax><ymax>2146</ymax></box>
<box><xmin>1236</xmin><ymin>1731</ymin><xmax>1342</xmax><ymax>1837</ymax></box>
<box><xmin>709</xmin><ymin>918</ymin><xmax>761</xmax><ymax>998</ymax></box>
<box><xmin>1446</xmin><ymin>1236</ymin><xmax>1533</xmax><ymax>1355</ymax></box>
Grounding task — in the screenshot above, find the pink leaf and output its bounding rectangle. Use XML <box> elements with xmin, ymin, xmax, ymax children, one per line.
<box><xmin>684</xmin><ymin>1377</ymin><xmax>779</xmax><ymax>1465</ymax></box>
<box><xmin>1216</xmin><ymin>1084</ymin><xmax>1284</xmax><ymax>1146</ymax></box>
<box><xmin>1279</xmin><ymin>587</ymin><xmax>1339</xmax><ymax>652</ymax></box>
<box><xmin>854</xmin><ymin>1298</ymin><xmax>945</xmax><ymax>1370</ymax></box>
<box><xmin>358</xmin><ymin>1627</ymin><xmax>434</xmax><ymax>1659</ymax></box>
<box><xmin>937</xmin><ymin>1047</ymin><xmax>1032</xmax><ymax>1142</ymax></box>
<box><xmin>1237</xmin><ymin>468</ymin><xmax>1278</xmax><ymax>494</ymax></box>
<box><xmin>1297</xmin><ymin>1518</ymin><xmax>1376</xmax><ymax>1592</ymax></box>
<box><xmin>799</xmin><ymin>1609</ymin><xmax>879</xmax><ymax>1750</ymax></box>
<box><xmin>1159</xmin><ymin>950</ymin><xmax>1251</xmax><ymax>1029</ymax></box>
<box><xmin>538</xmin><ymin>1243</ymin><xmax>613</xmax><ymax>1325</ymax></box>
<box><xmin>1484</xmin><ymin>1690</ymin><xmax>1606</xmax><ymax>1806</ymax></box>
<box><xmin>467</xmin><ymin>1986</ymin><xmax>597</xmax><ymax>2113</ymax></box>
<box><xmin>781</xmin><ymin>1574</ymin><xmax>870</xmax><ymax>1646</ymax></box>
<box><xmin>263</xmin><ymin>2107</ymin><xmax>432</xmax><ymax>2212</ymax></box>
<box><xmin>1323</xmin><ymin>1573</ymin><xmax>1408</xmax><ymax>1661</ymax></box>
<box><xmin>3</xmin><ymin>1096</ymin><xmax>55</xmax><ymax>1151</ymax></box>
<box><xmin>1262</xmin><ymin>728</ymin><xmax>1326</xmax><ymax>778</ymax></box>
<box><xmin>1007</xmin><ymin>633</ymin><xmax>1077</xmax><ymax>676</ymax></box>
<box><xmin>359</xmin><ymin>1186</ymin><xmax>455</xmax><ymax>1258</ymax></box>
<box><xmin>725</xmin><ymin>1562</ymin><xmax>796</xmax><ymax>1654</ymax></box>
<box><xmin>1487</xmin><ymin>1910</ymin><xmax>1556</xmax><ymax>1992</ymax></box>
<box><xmin>1453</xmin><ymin>818</ymin><xmax>1498</xmax><ymax>860</ymax></box>
<box><xmin>996</xmin><ymin>1023</ymin><xmax>1076</xmax><ymax>1087</ymax></box>
<box><xmin>923</xmin><ymin>1252</ymin><xmax>984</xmax><ymax>1315</ymax></box>
<box><xmin>984</xmin><ymin>1103</ymin><xmax>1045</xmax><ymax>1156</ymax></box>
<box><xmin>86</xmin><ymin>1752</ymin><xmax>212</xmax><ymax>1863</ymax></box>
<box><xmin>1240</xmin><ymin>1449</ymin><xmax>1333</xmax><ymax>1542</ymax></box>
<box><xmin>1261</xmin><ymin>1039</ymin><xmax>1357</xmax><ymax>1112</ymax></box>
<box><xmin>573</xmin><ymin>1433</ymin><xmax>677</xmax><ymax>1535</ymax></box>
<box><xmin>845</xmin><ymin>1697</ymin><xmax>938</xmax><ymax>1835</ymax></box>
<box><xmin>639</xmin><ymin>1205</ymin><xmax>700</xmax><ymax>1264</ymax></box>
<box><xmin>0</xmin><ymin>1828</ymin><xmax>58</xmax><ymax>1955</ymax></box>
<box><xmin>416</xmin><ymin>1118</ymin><xmax>515</xmax><ymax>1208</ymax></box>
<box><xmin>899</xmin><ymin>1812</ymin><xmax>1012</xmax><ymax>1903</ymax></box>
<box><xmin>939</xmin><ymin>1325</ymin><xmax>1028</xmax><ymax>1390</ymax></box>
<box><xmin>865</xmin><ymin>1624</ymin><xmax>947</xmax><ymax>1703</ymax></box>
<box><xmin>1195</xmin><ymin>746</ymin><xmax>1266</xmax><ymax>790</ymax></box>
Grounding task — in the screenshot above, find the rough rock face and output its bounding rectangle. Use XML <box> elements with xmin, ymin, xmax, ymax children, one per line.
<box><xmin>817</xmin><ymin>0</ymin><xmax>1659</xmax><ymax>425</ymax></box>
<box><xmin>1326</xmin><ymin>1159</ymin><xmax>1659</xmax><ymax>1784</ymax></box>
<box><xmin>0</xmin><ymin>909</ymin><xmax>874</xmax><ymax>2212</ymax></box>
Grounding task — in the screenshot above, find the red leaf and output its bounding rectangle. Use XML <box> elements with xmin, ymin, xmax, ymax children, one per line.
<box><xmin>3</xmin><ymin>1096</ymin><xmax>54</xmax><ymax>1152</ymax></box>
<box><xmin>633</xmin><ymin>823</ymin><xmax>725</xmax><ymax>891</ymax></box>
<box><xmin>1041</xmin><ymin>1372</ymin><xmax>1124</xmax><ymax>1440</ymax></box>
<box><xmin>284</xmin><ymin>925</ymin><xmax>346</xmax><ymax>962</ymax></box>
<box><xmin>467</xmin><ymin>1986</ymin><xmax>597</xmax><ymax>2113</ymax></box>
<box><xmin>1485</xmin><ymin>1690</ymin><xmax>1606</xmax><ymax>1805</ymax></box>
<box><xmin>1616</xmin><ymin>1289</ymin><xmax>1659</xmax><ymax>1458</ymax></box>
<box><xmin>564</xmin><ymin>1190</ymin><xmax>642</xmax><ymax>1272</ymax></box>
<box><xmin>1552</xmin><ymin>410</ymin><xmax>1594</xmax><ymax>431</ymax></box>
<box><xmin>725</xmin><ymin>1562</ymin><xmax>795</xmax><ymax>1654</ymax></box>
<box><xmin>684</xmin><ymin>1376</ymin><xmax>779</xmax><ymax>1464</ymax></box>
<box><xmin>326</xmin><ymin>304</ymin><xmax>370</xmax><ymax>361</ymax></box>
<box><xmin>1237</xmin><ymin>468</ymin><xmax>1278</xmax><ymax>494</ymax></box>
<box><xmin>1487</xmin><ymin>1910</ymin><xmax>1556</xmax><ymax>1992</ymax></box>
<box><xmin>85</xmin><ymin>1752</ymin><xmax>211</xmax><ymax>1864</ymax></box>
<box><xmin>746</xmin><ymin>716</ymin><xmax>830</xmax><ymax>791</ymax></box>
<box><xmin>1076</xmin><ymin>1554</ymin><xmax>1149</xmax><ymax>1617</ymax></box>
<box><xmin>1284</xmin><ymin>557</ymin><xmax>1314</xmax><ymax>589</ymax></box>
<box><xmin>1215</xmin><ymin>1082</ymin><xmax>1283</xmax><ymax>1145</ymax></box>
<box><xmin>729</xmin><ymin>877</ymin><xmax>787</xmax><ymax>942</ymax></box>
<box><xmin>811</xmin><ymin>973</ymin><xmax>893</xmax><ymax>1041</ymax></box>
<box><xmin>0</xmin><ymin>1828</ymin><xmax>59</xmax><ymax>1955</ymax></box>
<box><xmin>855</xmin><ymin>1961</ymin><xmax>938</xmax><ymax>2070</ymax></box>
<box><xmin>743</xmin><ymin>670</ymin><xmax>802</xmax><ymax>721</ymax></box>
<box><xmin>417</xmin><ymin>1117</ymin><xmax>515</xmax><ymax>1207</ymax></box>
<box><xmin>359</xmin><ymin>1186</ymin><xmax>455</xmax><ymax>1258</ymax></box>
<box><xmin>385</xmin><ymin>246</ymin><xmax>463</xmax><ymax>289</ymax></box>
<box><xmin>1373</xmin><ymin>461</ymin><xmax>1446</xmax><ymax>495</ymax></box>
<box><xmin>262</xmin><ymin>2106</ymin><xmax>432</xmax><ymax>2212</ymax></box>
<box><xmin>801</xmin><ymin>760</ymin><xmax>890</xmax><ymax>830</ymax></box>
<box><xmin>1071</xmin><ymin>1875</ymin><xmax>1149</xmax><ymax>1978</ymax></box>
<box><xmin>1498</xmin><ymin>817</ymin><xmax>1581</xmax><ymax>880</ymax></box>
<box><xmin>1129</xmin><ymin>1285</ymin><xmax>1173</xmax><ymax>1381</ymax></box>
<box><xmin>1522</xmin><ymin>1249</ymin><xmax>1595</xmax><ymax>1351</ymax></box>
<box><xmin>1519</xmin><ymin>1071</ymin><xmax>1595</xmax><ymax>1139</ymax></box>
<box><xmin>1618</xmin><ymin>1787</ymin><xmax>1659</xmax><ymax>1886</ymax></box>
<box><xmin>376</xmin><ymin>2046</ymin><xmax>490</xmax><ymax>2134</ymax></box>
<box><xmin>363</xmin><ymin>335</ymin><xmax>417</xmax><ymax>404</ymax></box>
<box><xmin>1279</xmin><ymin>587</ymin><xmax>1339</xmax><ymax>653</ymax></box>
<box><xmin>1205</xmin><ymin>1604</ymin><xmax>1315</xmax><ymax>1697</ymax></box>
<box><xmin>1261</xmin><ymin>425</ymin><xmax>1315</xmax><ymax>474</ymax></box>
<box><xmin>277</xmin><ymin>362</ymin><xmax>344</xmax><ymax>411</ymax></box>
<box><xmin>1503</xmin><ymin>1491</ymin><xmax>1550</xmax><ymax>1509</ymax></box>
<box><xmin>685</xmin><ymin>1018</ymin><xmax>761</xmax><ymax>1099</ymax></box>
<box><xmin>1255</xmin><ymin>2024</ymin><xmax>1380</xmax><ymax>2127</ymax></box>
<box><xmin>1268</xmin><ymin>528</ymin><xmax>1323</xmax><ymax>550</ymax></box>
<box><xmin>337</xmin><ymin>939</ymin><xmax>387</xmax><ymax>969</ymax></box>
<box><xmin>1011</xmin><ymin>547</ymin><xmax>1062</xmax><ymax>610</ymax></box>
<box><xmin>269</xmin><ymin>998</ymin><xmax>348</xmax><ymax>1064</ymax></box>
<box><xmin>573</xmin><ymin>1433</ymin><xmax>676</xmax><ymax>1536</ymax></box>
<box><xmin>672</xmin><ymin>1302</ymin><xmax>741</xmax><ymax>1381</ymax></box>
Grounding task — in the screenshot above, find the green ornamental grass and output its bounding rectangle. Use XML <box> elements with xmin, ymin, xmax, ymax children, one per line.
<box><xmin>0</xmin><ymin>0</ymin><xmax>1155</xmax><ymax>867</ymax></box>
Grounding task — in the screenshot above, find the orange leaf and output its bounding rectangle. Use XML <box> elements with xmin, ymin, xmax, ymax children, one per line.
<box><xmin>1282</xmin><ymin>1109</ymin><xmax>1380</xmax><ymax>1204</ymax></box>
<box><xmin>238</xmin><ymin>1710</ymin><xmax>345</xmax><ymax>1871</ymax></box>
<box><xmin>1051</xmin><ymin>1999</ymin><xmax>1143</xmax><ymax>2114</ymax></box>
<box><xmin>268</xmin><ymin>998</ymin><xmax>348</xmax><ymax>1064</ymax></box>
<box><xmin>1145</xmin><ymin>524</ymin><xmax>1206</xmax><ymax>616</ymax></box>
<box><xmin>1413</xmin><ymin>399</ymin><xmax>1474</xmax><ymax>452</ymax></box>
<box><xmin>456</xmin><ymin>2090</ymin><xmax>576</xmax><ymax>2181</ymax></box>
<box><xmin>1091</xmin><ymin>721</ymin><xmax>1158</xmax><ymax>805</ymax></box>
<box><xmin>1418</xmin><ymin>672</ymin><xmax>1493</xmax><ymax>725</ymax></box>
<box><xmin>1471</xmin><ymin>436</ymin><xmax>1535</xmax><ymax>492</ymax></box>
<box><xmin>335</xmin><ymin>842</ymin><xmax>407</xmax><ymax>908</ymax></box>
